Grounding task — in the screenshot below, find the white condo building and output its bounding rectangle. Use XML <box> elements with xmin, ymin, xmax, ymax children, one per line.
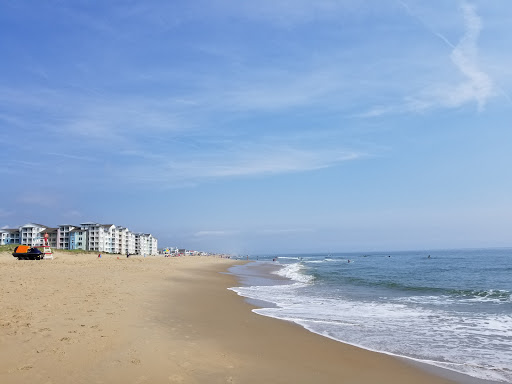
<box><xmin>19</xmin><ymin>223</ymin><xmax>46</xmax><ymax>247</ymax></box>
<box><xmin>134</xmin><ymin>233</ymin><xmax>158</xmax><ymax>256</ymax></box>
<box><xmin>58</xmin><ymin>225</ymin><xmax>75</xmax><ymax>249</ymax></box>
<box><xmin>117</xmin><ymin>226</ymin><xmax>136</xmax><ymax>255</ymax></box>
<box><xmin>1</xmin><ymin>221</ymin><xmax>158</xmax><ymax>255</ymax></box>
<box><xmin>0</xmin><ymin>228</ymin><xmax>20</xmax><ymax>245</ymax></box>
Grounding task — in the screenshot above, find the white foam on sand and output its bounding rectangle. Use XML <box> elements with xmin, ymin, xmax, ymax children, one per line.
<box><xmin>230</xmin><ymin>262</ymin><xmax>512</xmax><ymax>383</ymax></box>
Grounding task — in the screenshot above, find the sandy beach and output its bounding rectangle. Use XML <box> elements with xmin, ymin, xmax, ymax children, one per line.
<box><xmin>0</xmin><ymin>251</ymin><xmax>460</xmax><ymax>384</ymax></box>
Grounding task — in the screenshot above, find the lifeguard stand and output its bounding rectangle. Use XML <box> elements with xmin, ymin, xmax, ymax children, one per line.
<box><xmin>41</xmin><ymin>232</ymin><xmax>53</xmax><ymax>260</ymax></box>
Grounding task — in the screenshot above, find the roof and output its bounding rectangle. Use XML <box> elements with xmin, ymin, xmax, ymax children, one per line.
<box><xmin>0</xmin><ymin>228</ymin><xmax>18</xmax><ymax>233</ymax></box>
<box><xmin>20</xmin><ymin>223</ymin><xmax>47</xmax><ymax>228</ymax></box>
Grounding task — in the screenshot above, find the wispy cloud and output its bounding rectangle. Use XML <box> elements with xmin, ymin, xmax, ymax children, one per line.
<box><xmin>194</xmin><ymin>228</ymin><xmax>314</xmax><ymax>238</ymax></box>
<box><xmin>445</xmin><ymin>3</ymin><xmax>493</xmax><ymax>110</ymax></box>
<box><xmin>362</xmin><ymin>2</ymin><xmax>494</xmax><ymax>117</ymax></box>
<box><xmin>45</xmin><ymin>152</ymin><xmax>99</xmax><ymax>162</ymax></box>
<box><xmin>398</xmin><ymin>1</ymin><xmax>456</xmax><ymax>49</ymax></box>
<box><xmin>220</xmin><ymin>70</ymin><xmax>342</xmax><ymax>112</ymax></box>
<box><xmin>206</xmin><ymin>1</ymin><xmax>385</xmax><ymax>27</ymax></box>
<box><xmin>194</xmin><ymin>230</ymin><xmax>240</xmax><ymax>237</ymax></box>
<box><xmin>4</xmin><ymin>79</ymin><xmax>368</xmax><ymax>186</ymax></box>
<box><xmin>63</xmin><ymin>210</ymin><xmax>82</xmax><ymax>218</ymax></box>
<box><xmin>260</xmin><ymin>228</ymin><xmax>315</xmax><ymax>235</ymax></box>
<box><xmin>117</xmin><ymin>144</ymin><xmax>365</xmax><ymax>185</ymax></box>
<box><xmin>190</xmin><ymin>147</ymin><xmax>361</xmax><ymax>178</ymax></box>
<box><xmin>16</xmin><ymin>193</ymin><xmax>59</xmax><ymax>208</ymax></box>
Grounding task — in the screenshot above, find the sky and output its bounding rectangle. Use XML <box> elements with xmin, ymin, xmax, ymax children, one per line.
<box><xmin>1</xmin><ymin>1</ymin><xmax>511</xmax><ymax>254</ymax></box>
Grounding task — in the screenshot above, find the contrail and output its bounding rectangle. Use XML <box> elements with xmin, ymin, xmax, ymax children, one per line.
<box><xmin>398</xmin><ymin>0</ymin><xmax>455</xmax><ymax>49</ymax></box>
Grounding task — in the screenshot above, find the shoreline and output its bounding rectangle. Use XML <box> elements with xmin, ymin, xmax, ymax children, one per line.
<box><xmin>228</xmin><ymin>261</ymin><xmax>499</xmax><ymax>384</ymax></box>
<box><xmin>0</xmin><ymin>252</ymin><xmax>472</xmax><ymax>383</ymax></box>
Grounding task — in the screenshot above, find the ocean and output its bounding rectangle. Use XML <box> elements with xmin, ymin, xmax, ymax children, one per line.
<box><xmin>229</xmin><ymin>248</ymin><xmax>512</xmax><ymax>383</ymax></box>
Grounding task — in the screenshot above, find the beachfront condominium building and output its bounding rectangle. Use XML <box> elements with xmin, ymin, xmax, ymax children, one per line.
<box><xmin>81</xmin><ymin>223</ymin><xmax>115</xmax><ymax>253</ymax></box>
<box><xmin>111</xmin><ymin>226</ymin><xmax>120</xmax><ymax>254</ymax></box>
<box><xmin>58</xmin><ymin>225</ymin><xmax>76</xmax><ymax>249</ymax></box>
<box><xmin>19</xmin><ymin>223</ymin><xmax>47</xmax><ymax>247</ymax></box>
<box><xmin>111</xmin><ymin>225</ymin><xmax>132</xmax><ymax>254</ymax></box>
<box><xmin>0</xmin><ymin>224</ymin><xmax>56</xmax><ymax>247</ymax></box>
<box><xmin>1</xmin><ymin>221</ymin><xmax>158</xmax><ymax>255</ymax></box>
<box><xmin>45</xmin><ymin>228</ymin><xmax>58</xmax><ymax>248</ymax></box>
<box><xmin>148</xmin><ymin>234</ymin><xmax>158</xmax><ymax>256</ymax></box>
<box><xmin>105</xmin><ymin>224</ymin><xmax>116</xmax><ymax>253</ymax></box>
<box><xmin>116</xmin><ymin>226</ymin><xmax>136</xmax><ymax>255</ymax></box>
<box><xmin>0</xmin><ymin>228</ymin><xmax>20</xmax><ymax>245</ymax></box>
<box><xmin>134</xmin><ymin>233</ymin><xmax>158</xmax><ymax>256</ymax></box>
<box><xmin>128</xmin><ymin>231</ymin><xmax>136</xmax><ymax>254</ymax></box>
<box><xmin>134</xmin><ymin>233</ymin><xmax>147</xmax><ymax>255</ymax></box>
<box><xmin>115</xmin><ymin>226</ymin><xmax>125</xmax><ymax>254</ymax></box>
<box><xmin>69</xmin><ymin>228</ymin><xmax>88</xmax><ymax>251</ymax></box>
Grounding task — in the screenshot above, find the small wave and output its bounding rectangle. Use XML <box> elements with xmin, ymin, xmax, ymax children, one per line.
<box><xmin>455</xmin><ymin>289</ymin><xmax>511</xmax><ymax>303</ymax></box>
<box><xmin>349</xmin><ymin>279</ymin><xmax>511</xmax><ymax>302</ymax></box>
<box><xmin>274</xmin><ymin>262</ymin><xmax>315</xmax><ymax>284</ymax></box>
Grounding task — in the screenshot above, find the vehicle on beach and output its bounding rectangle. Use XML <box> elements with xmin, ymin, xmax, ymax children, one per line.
<box><xmin>12</xmin><ymin>245</ymin><xmax>44</xmax><ymax>260</ymax></box>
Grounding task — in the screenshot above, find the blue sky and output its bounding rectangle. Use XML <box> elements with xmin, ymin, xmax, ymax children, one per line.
<box><xmin>1</xmin><ymin>1</ymin><xmax>511</xmax><ymax>254</ymax></box>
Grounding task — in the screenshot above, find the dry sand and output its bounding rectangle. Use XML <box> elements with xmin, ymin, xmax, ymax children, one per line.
<box><xmin>0</xmin><ymin>251</ymin><xmax>460</xmax><ymax>384</ymax></box>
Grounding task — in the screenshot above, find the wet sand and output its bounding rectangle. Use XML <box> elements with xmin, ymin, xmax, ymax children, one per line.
<box><xmin>0</xmin><ymin>251</ymin><xmax>460</xmax><ymax>383</ymax></box>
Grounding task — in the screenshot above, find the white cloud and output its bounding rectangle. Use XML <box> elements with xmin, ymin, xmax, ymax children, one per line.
<box><xmin>45</xmin><ymin>152</ymin><xmax>99</xmax><ymax>162</ymax></box>
<box><xmin>410</xmin><ymin>3</ymin><xmax>493</xmax><ymax>112</ymax></box>
<box><xmin>220</xmin><ymin>70</ymin><xmax>342</xmax><ymax>112</ymax></box>
<box><xmin>117</xmin><ymin>144</ymin><xmax>365</xmax><ymax>186</ymax></box>
<box><xmin>444</xmin><ymin>3</ymin><xmax>493</xmax><ymax>110</ymax></box>
<box><xmin>16</xmin><ymin>193</ymin><xmax>58</xmax><ymax>208</ymax></box>
<box><xmin>63</xmin><ymin>210</ymin><xmax>82</xmax><ymax>218</ymax></box>
<box><xmin>194</xmin><ymin>230</ymin><xmax>240</xmax><ymax>237</ymax></box>
<box><xmin>260</xmin><ymin>228</ymin><xmax>315</xmax><ymax>235</ymax></box>
<box><xmin>191</xmin><ymin>147</ymin><xmax>361</xmax><ymax>178</ymax></box>
<box><xmin>361</xmin><ymin>2</ymin><xmax>495</xmax><ymax>116</ymax></box>
<box><xmin>207</xmin><ymin>0</ymin><xmax>385</xmax><ymax>27</ymax></box>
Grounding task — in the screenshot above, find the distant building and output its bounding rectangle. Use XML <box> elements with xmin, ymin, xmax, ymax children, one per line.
<box><xmin>58</xmin><ymin>225</ymin><xmax>76</xmax><ymax>250</ymax></box>
<box><xmin>0</xmin><ymin>228</ymin><xmax>20</xmax><ymax>245</ymax></box>
<box><xmin>81</xmin><ymin>223</ymin><xmax>115</xmax><ymax>253</ymax></box>
<box><xmin>19</xmin><ymin>223</ymin><xmax>47</xmax><ymax>247</ymax></box>
<box><xmin>116</xmin><ymin>226</ymin><xmax>133</xmax><ymax>255</ymax></box>
<box><xmin>0</xmin><ymin>221</ymin><xmax>158</xmax><ymax>255</ymax></box>
<box><xmin>45</xmin><ymin>228</ymin><xmax>59</xmax><ymax>248</ymax></box>
<box><xmin>69</xmin><ymin>228</ymin><xmax>88</xmax><ymax>251</ymax></box>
